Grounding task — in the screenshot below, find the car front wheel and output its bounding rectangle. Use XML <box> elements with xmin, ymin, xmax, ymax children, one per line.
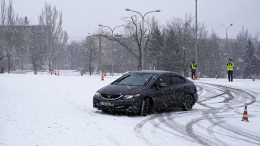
<box><xmin>139</xmin><ymin>98</ymin><xmax>149</xmax><ymax>116</ymax></box>
<box><xmin>183</xmin><ymin>94</ymin><xmax>193</xmax><ymax>111</ymax></box>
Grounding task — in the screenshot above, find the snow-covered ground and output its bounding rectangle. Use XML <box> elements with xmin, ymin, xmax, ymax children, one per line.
<box><xmin>1</xmin><ymin>71</ymin><xmax>260</xmax><ymax>146</ymax></box>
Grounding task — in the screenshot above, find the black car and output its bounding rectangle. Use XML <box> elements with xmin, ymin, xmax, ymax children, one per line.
<box><xmin>93</xmin><ymin>70</ymin><xmax>198</xmax><ymax>116</ymax></box>
<box><xmin>0</xmin><ymin>67</ymin><xmax>4</xmax><ymax>73</ymax></box>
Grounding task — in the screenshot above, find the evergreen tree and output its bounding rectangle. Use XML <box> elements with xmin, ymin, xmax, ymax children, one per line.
<box><xmin>147</xmin><ymin>19</ymin><xmax>163</xmax><ymax>70</ymax></box>
<box><xmin>243</xmin><ymin>39</ymin><xmax>257</xmax><ymax>78</ymax></box>
<box><xmin>162</xmin><ymin>27</ymin><xmax>182</xmax><ymax>72</ymax></box>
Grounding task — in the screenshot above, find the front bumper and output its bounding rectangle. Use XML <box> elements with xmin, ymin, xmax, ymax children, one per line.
<box><xmin>93</xmin><ymin>95</ymin><xmax>142</xmax><ymax>113</ymax></box>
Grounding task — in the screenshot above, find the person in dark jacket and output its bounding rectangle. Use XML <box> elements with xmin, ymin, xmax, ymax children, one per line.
<box><xmin>226</xmin><ymin>59</ymin><xmax>234</xmax><ymax>82</ymax></box>
<box><xmin>190</xmin><ymin>61</ymin><xmax>197</xmax><ymax>79</ymax></box>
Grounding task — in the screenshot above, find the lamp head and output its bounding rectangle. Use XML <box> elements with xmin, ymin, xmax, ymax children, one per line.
<box><xmin>98</xmin><ymin>24</ymin><xmax>102</xmax><ymax>26</ymax></box>
<box><xmin>125</xmin><ymin>8</ymin><xmax>130</xmax><ymax>11</ymax></box>
<box><xmin>230</xmin><ymin>23</ymin><xmax>233</xmax><ymax>26</ymax></box>
<box><xmin>156</xmin><ymin>10</ymin><xmax>161</xmax><ymax>12</ymax></box>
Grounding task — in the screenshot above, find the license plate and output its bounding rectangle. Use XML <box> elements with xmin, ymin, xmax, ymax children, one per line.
<box><xmin>100</xmin><ymin>102</ymin><xmax>114</xmax><ymax>106</ymax></box>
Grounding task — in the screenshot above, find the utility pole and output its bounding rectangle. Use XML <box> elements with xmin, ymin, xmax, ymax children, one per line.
<box><xmin>98</xmin><ymin>24</ymin><xmax>102</xmax><ymax>74</ymax></box>
<box><xmin>195</xmin><ymin>0</ymin><xmax>198</xmax><ymax>78</ymax></box>
<box><xmin>183</xmin><ymin>47</ymin><xmax>186</xmax><ymax>77</ymax></box>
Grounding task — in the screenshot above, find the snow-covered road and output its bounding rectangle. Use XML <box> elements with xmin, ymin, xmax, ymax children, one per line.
<box><xmin>1</xmin><ymin>71</ymin><xmax>260</xmax><ymax>146</ymax></box>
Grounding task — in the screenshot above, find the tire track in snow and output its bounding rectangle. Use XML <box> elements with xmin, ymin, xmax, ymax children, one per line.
<box><xmin>188</xmin><ymin>83</ymin><xmax>259</xmax><ymax>145</ymax></box>
<box><xmin>135</xmin><ymin>82</ymin><xmax>259</xmax><ymax>146</ymax></box>
<box><xmin>134</xmin><ymin>115</ymin><xmax>158</xmax><ymax>146</ymax></box>
<box><xmin>201</xmin><ymin>111</ymin><xmax>260</xmax><ymax>145</ymax></box>
<box><xmin>149</xmin><ymin>117</ymin><xmax>171</xmax><ymax>146</ymax></box>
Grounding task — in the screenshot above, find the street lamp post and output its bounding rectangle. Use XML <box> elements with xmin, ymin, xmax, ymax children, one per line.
<box><xmin>224</xmin><ymin>53</ymin><xmax>227</xmax><ymax>78</ymax></box>
<box><xmin>183</xmin><ymin>47</ymin><xmax>186</xmax><ymax>77</ymax></box>
<box><xmin>195</xmin><ymin>0</ymin><xmax>199</xmax><ymax>78</ymax></box>
<box><xmin>125</xmin><ymin>8</ymin><xmax>160</xmax><ymax>70</ymax></box>
<box><xmin>221</xmin><ymin>23</ymin><xmax>233</xmax><ymax>78</ymax></box>
<box><xmin>221</xmin><ymin>23</ymin><xmax>233</xmax><ymax>57</ymax></box>
<box><xmin>98</xmin><ymin>24</ymin><xmax>102</xmax><ymax>74</ymax></box>
<box><xmin>99</xmin><ymin>24</ymin><xmax>124</xmax><ymax>76</ymax></box>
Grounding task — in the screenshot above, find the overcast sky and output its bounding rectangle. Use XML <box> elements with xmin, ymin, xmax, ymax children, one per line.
<box><xmin>10</xmin><ymin>0</ymin><xmax>260</xmax><ymax>42</ymax></box>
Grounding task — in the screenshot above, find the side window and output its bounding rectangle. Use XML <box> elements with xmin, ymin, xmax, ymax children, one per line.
<box><xmin>171</xmin><ymin>76</ymin><xmax>184</xmax><ymax>85</ymax></box>
<box><xmin>157</xmin><ymin>76</ymin><xmax>171</xmax><ymax>86</ymax></box>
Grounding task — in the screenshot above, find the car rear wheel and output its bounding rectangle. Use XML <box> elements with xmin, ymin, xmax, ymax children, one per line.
<box><xmin>139</xmin><ymin>98</ymin><xmax>149</xmax><ymax>116</ymax></box>
<box><xmin>183</xmin><ymin>94</ymin><xmax>193</xmax><ymax>111</ymax></box>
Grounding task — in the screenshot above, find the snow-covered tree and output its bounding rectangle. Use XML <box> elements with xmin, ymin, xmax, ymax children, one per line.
<box><xmin>38</xmin><ymin>3</ymin><xmax>68</xmax><ymax>72</ymax></box>
<box><xmin>0</xmin><ymin>0</ymin><xmax>18</xmax><ymax>73</ymax></box>
<box><xmin>243</xmin><ymin>39</ymin><xmax>257</xmax><ymax>78</ymax></box>
<box><xmin>146</xmin><ymin>18</ymin><xmax>163</xmax><ymax>70</ymax></box>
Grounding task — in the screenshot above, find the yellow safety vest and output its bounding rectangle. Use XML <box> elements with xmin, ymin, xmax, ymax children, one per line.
<box><xmin>226</xmin><ymin>62</ymin><xmax>234</xmax><ymax>71</ymax></box>
<box><xmin>191</xmin><ymin>63</ymin><xmax>196</xmax><ymax>70</ymax></box>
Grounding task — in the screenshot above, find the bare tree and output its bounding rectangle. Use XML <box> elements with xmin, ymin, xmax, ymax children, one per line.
<box><xmin>38</xmin><ymin>3</ymin><xmax>68</xmax><ymax>72</ymax></box>
<box><xmin>0</xmin><ymin>0</ymin><xmax>6</xmax><ymax>63</ymax></box>
<box><xmin>27</xmin><ymin>27</ymin><xmax>48</xmax><ymax>74</ymax></box>
<box><xmin>0</xmin><ymin>0</ymin><xmax>5</xmax><ymax>62</ymax></box>
<box><xmin>101</xmin><ymin>15</ymin><xmax>151</xmax><ymax>70</ymax></box>
<box><xmin>82</xmin><ymin>36</ymin><xmax>98</xmax><ymax>75</ymax></box>
<box><xmin>0</xmin><ymin>0</ymin><xmax>19</xmax><ymax>73</ymax></box>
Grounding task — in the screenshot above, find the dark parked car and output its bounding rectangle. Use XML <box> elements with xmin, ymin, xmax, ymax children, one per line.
<box><xmin>0</xmin><ymin>67</ymin><xmax>4</xmax><ymax>73</ymax></box>
<box><xmin>200</xmin><ymin>74</ymin><xmax>209</xmax><ymax>78</ymax></box>
<box><xmin>93</xmin><ymin>70</ymin><xmax>198</xmax><ymax>116</ymax></box>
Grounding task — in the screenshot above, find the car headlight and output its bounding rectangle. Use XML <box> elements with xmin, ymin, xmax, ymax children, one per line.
<box><xmin>122</xmin><ymin>94</ymin><xmax>140</xmax><ymax>99</ymax></box>
<box><xmin>95</xmin><ymin>91</ymin><xmax>101</xmax><ymax>97</ymax></box>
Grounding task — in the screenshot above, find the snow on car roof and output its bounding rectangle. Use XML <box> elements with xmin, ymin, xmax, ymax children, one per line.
<box><xmin>130</xmin><ymin>70</ymin><xmax>182</xmax><ymax>76</ymax></box>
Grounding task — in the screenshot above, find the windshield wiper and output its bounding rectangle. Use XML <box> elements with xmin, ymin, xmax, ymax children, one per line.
<box><xmin>143</xmin><ymin>76</ymin><xmax>153</xmax><ymax>86</ymax></box>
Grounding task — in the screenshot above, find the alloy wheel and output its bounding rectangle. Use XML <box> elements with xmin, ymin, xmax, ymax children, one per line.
<box><xmin>183</xmin><ymin>94</ymin><xmax>193</xmax><ymax>111</ymax></box>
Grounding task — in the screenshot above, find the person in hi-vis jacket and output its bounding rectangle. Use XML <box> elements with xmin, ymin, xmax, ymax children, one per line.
<box><xmin>226</xmin><ymin>58</ymin><xmax>234</xmax><ymax>82</ymax></box>
<box><xmin>190</xmin><ymin>61</ymin><xmax>197</xmax><ymax>79</ymax></box>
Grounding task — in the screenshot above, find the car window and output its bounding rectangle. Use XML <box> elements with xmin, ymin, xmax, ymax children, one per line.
<box><xmin>156</xmin><ymin>76</ymin><xmax>171</xmax><ymax>86</ymax></box>
<box><xmin>112</xmin><ymin>73</ymin><xmax>154</xmax><ymax>86</ymax></box>
<box><xmin>171</xmin><ymin>76</ymin><xmax>184</xmax><ymax>84</ymax></box>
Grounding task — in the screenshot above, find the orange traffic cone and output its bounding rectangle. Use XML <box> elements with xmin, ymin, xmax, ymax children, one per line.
<box><xmin>241</xmin><ymin>105</ymin><xmax>249</xmax><ymax>122</ymax></box>
<box><xmin>199</xmin><ymin>75</ymin><xmax>200</xmax><ymax>79</ymax></box>
<box><xmin>51</xmin><ymin>71</ymin><xmax>52</xmax><ymax>75</ymax></box>
<box><xmin>55</xmin><ymin>71</ymin><xmax>56</xmax><ymax>76</ymax></box>
<box><xmin>58</xmin><ymin>71</ymin><xmax>59</xmax><ymax>76</ymax></box>
<box><xmin>104</xmin><ymin>72</ymin><xmax>106</xmax><ymax>76</ymax></box>
<box><xmin>193</xmin><ymin>75</ymin><xmax>195</xmax><ymax>81</ymax></box>
<box><xmin>81</xmin><ymin>73</ymin><xmax>83</xmax><ymax>76</ymax></box>
<box><xmin>253</xmin><ymin>77</ymin><xmax>255</xmax><ymax>81</ymax></box>
<box><xmin>216</xmin><ymin>75</ymin><xmax>217</xmax><ymax>79</ymax></box>
<box><xmin>101</xmin><ymin>74</ymin><xmax>104</xmax><ymax>81</ymax></box>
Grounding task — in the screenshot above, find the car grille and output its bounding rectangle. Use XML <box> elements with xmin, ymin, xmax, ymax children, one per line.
<box><xmin>101</xmin><ymin>94</ymin><xmax>122</xmax><ymax>100</ymax></box>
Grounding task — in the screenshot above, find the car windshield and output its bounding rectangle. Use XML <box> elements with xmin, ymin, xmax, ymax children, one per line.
<box><xmin>112</xmin><ymin>73</ymin><xmax>154</xmax><ymax>86</ymax></box>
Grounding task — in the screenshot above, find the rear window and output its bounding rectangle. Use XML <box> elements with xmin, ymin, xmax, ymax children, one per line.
<box><xmin>156</xmin><ymin>76</ymin><xmax>171</xmax><ymax>86</ymax></box>
<box><xmin>171</xmin><ymin>76</ymin><xmax>185</xmax><ymax>84</ymax></box>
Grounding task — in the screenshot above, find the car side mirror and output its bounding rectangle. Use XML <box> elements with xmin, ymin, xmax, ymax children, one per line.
<box><xmin>159</xmin><ymin>83</ymin><xmax>167</xmax><ymax>87</ymax></box>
